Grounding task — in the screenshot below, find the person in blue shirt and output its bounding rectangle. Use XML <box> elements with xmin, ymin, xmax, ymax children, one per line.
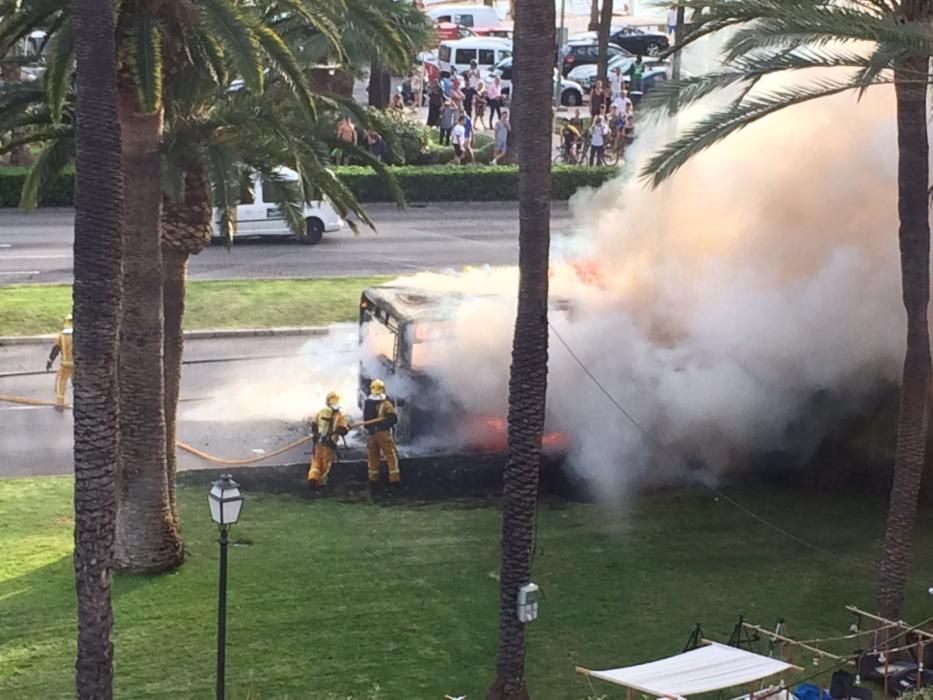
<box><xmin>462</xmin><ymin>112</ymin><xmax>474</xmax><ymax>163</ymax></box>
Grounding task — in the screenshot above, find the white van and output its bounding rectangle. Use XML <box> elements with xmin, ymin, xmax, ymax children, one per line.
<box><xmin>213</xmin><ymin>169</ymin><xmax>343</xmax><ymax>245</ymax></box>
<box><xmin>438</xmin><ymin>37</ymin><xmax>512</xmax><ymax>77</ymax></box>
<box><xmin>426</xmin><ymin>4</ymin><xmax>503</xmax><ymax>28</ymax></box>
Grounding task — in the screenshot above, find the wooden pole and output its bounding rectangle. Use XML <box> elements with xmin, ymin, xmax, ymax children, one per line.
<box><xmin>845</xmin><ymin>605</ymin><xmax>933</xmax><ymax>641</ymax></box>
<box><xmin>742</xmin><ymin>623</ymin><xmax>850</xmax><ymax>666</ymax></box>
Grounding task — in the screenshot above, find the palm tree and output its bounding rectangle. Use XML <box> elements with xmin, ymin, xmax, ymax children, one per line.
<box><xmin>596</xmin><ymin>0</ymin><xmax>614</xmax><ymax>84</ymax></box>
<box><xmin>0</xmin><ymin>0</ymin><xmax>325</xmax><ymax>573</ymax></box>
<box><xmin>70</xmin><ymin>0</ymin><xmax>123</xmax><ymax>694</ymax></box>
<box><xmin>641</xmin><ymin>0</ymin><xmax>932</xmax><ymax>620</ymax></box>
<box><xmin>287</xmin><ymin>0</ymin><xmax>431</xmax><ymax>102</ymax></box>
<box><xmin>158</xmin><ymin>73</ymin><xmax>394</xmax><ymax>513</ymax></box>
<box><xmin>487</xmin><ymin>0</ymin><xmax>555</xmax><ymax>696</ymax></box>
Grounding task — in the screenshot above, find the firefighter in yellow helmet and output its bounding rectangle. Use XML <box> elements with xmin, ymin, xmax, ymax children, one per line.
<box><xmin>46</xmin><ymin>314</ymin><xmax>74</xmax><ymax>409</ymax></box>
<box><xmin>364</xmin><ymin>378</ymin><xmax>400</xmax><ymax>484</ymax></box>
<box><xmin>307</xmin><ymin>390</ymin><xmax>350</xmax><ymax>488</ymax></box>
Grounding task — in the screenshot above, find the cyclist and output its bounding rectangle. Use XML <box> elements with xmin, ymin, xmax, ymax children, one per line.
<box><xmin>560</xmin><ymin>120</ymin><xmax>582</xmax><ymax>163</ymax></box>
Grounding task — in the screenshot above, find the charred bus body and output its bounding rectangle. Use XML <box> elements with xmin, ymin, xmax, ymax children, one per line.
<box><xmin>358</xmin><ymin>284</ymin><xmax>570</xmax><ymax>452</ymax></box>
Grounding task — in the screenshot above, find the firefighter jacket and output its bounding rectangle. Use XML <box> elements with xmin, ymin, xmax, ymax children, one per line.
<box><xmin>56</xmin><ymin>328</ymin><xmax>74</xmax><ymax>368</ymax></box>
<box><xmin>363</xmin><ymin>395</ymin><xmax>397</xmax><ymax>435</ymax></box>
<box><xmin>312</xmin><ymin>407</ymin><xmax>350</xmax><ymax>448</ymax></box>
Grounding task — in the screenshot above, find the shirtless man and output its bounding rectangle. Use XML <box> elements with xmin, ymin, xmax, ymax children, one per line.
<box><xmin>334</xmin><ymin>118</ymin><xmax>357</xmax><ymax>165</ymax></box>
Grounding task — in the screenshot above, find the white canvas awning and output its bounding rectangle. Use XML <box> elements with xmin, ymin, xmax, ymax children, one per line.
<box><xmin>578</xmin><ymin>642</ymin><xmax>799</xmax><ymax>698</ymax></box>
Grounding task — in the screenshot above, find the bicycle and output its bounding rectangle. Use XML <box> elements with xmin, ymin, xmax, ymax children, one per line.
<box><xmin>579</xmin><ymin>133</ymin><xmax>619</xmax><ymax>167</ymax></box>
<box><xmin>553</xmin><ymin>138</ymin><xmax>584</xmax><ymax>165</ymax></box>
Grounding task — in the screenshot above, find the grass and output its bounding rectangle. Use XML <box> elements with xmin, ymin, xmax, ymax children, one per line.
<box><xmin>0</xmin><ymin>277</ymin><xmax>390</xmax><ymax>336</ymax></box>
<box><xmin>2</xmin><ymin>479</ymin><xmax>933</xmax><ymax>699</ymax></box>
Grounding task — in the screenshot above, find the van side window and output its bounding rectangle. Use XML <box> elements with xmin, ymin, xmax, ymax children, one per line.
<box><xmin>455</xmin><ymin>48</ymin><xmax>476</xmax><ymax>64</ymax></box>
<box><xmin>439</xmin><ymin>45</ymin><xmax>451</xmax><ymax>62</ymax></box>
<box><xmin>437</xmin><ymin>14</ymin><xmax>451</xmax><ymax>22</ymax></box>
<box><xmin>240</xmin><ymin>179</ymin><xmax>255</xmax><ymax>205</ymax></box>
<box><xmin>456</xmin><ymin>14</ymin><xmax>474</xmax><ymax>27</ymax></box>
<box><xmin>478</xmin><ymin>48</ymin><xmax>495</xmax><ymax>65</ymax></box>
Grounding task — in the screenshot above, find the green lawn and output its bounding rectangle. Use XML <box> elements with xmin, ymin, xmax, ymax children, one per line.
<box><xmin>2</xmin><ymin>479</ymin><xmax>932</xmax><ymax>699</ymax></box>
<box><xmin>0</xmin><ymin>277</ymin><xmax>389</xmax><ymax>336</ymax></box>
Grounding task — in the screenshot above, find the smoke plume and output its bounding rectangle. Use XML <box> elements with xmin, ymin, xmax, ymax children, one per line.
<box><xmin>387</xmin><ymin>84</ymin><xmax>911</xmax><ymax>496</ymax></box>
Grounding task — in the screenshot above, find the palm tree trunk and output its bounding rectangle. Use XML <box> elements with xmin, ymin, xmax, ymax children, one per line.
<box><xmin>162</xmin><ymin>165</ymin><xmax>213</xmax><ymax>526</ymax></box>
<box><xmin>369</xmin><ymin>60</ymin><xmax>392</xmax><ymax>108</ymax></box>
<box><xmin>597</xmin><ymin>0</ymin><xmax>613</xmax><ymax>84</ymax></box>
<box><xmin>71</xmin><ymin>0</ymin><xmax>123</xmax><ymax>696</ymax></box>
<box><xmin>589</xmin><ymin>0</ymin><xmax>600</xmax><ymax>31</ymax></box>
<box><xmin>487</xmin><ymin>0</ymin><xmax>554</xmax><ymax>696</ymax></box>
<box><xmin>877</xmin><ymin>55</ymin><xmax>931</xmax><ymax>620</ymax></box>
<box><xmin>114</xmin><ymin>83</ymin><xmax>183</xmax><ymax>573</ymax></box>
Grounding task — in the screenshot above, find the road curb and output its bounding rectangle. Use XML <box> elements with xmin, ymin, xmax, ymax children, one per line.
<box><xmin>0</xmin><ymin>325</ymin><xmax>339</xmax><ymax>347</ymax></box>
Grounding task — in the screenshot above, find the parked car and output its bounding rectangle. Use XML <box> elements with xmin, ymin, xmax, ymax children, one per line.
<box><xmin>438</xmin><ymin>37</ymin><xmax>512</xmax><ymax>77</ymax></box>
<box><xmin>570</xmin><ymin>59</ymin><xmax>669</xmax><ymax>99</ymax></box>
<box><xmin>609</xmin><ymin>25</ymin><xmax>670</xmax><ymax>56</ymax></box>
<box><xmin>434</xmin><ymin>21</ymin><xmax>474</xmax><ymax>45</ymax></box>
<box><xmin>426</xmin><ymin>4</ymin><xmax>502</xmax><ymax>28</ymax></box>
<box><xmin>213</xmin><ymin>169</ymin><xmax>344</xmax><ymax>245</ymax></box>
<box><xmin>485</xmin><ymin>56</ymin><xmax>585</xmax><ymax>107</ymax></box>
<box><xmin>560</xmin><ymin>39</ymin><xmax>633</xmax><ymax>76</ymax></box>
<box><xmin>472</xmin><ymin>25</ymin><xmax>513</xmax><ymax>40</ymax></box>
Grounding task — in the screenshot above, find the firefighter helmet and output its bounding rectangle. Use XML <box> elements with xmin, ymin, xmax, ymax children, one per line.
<box><xmin>370</xmin><ymin>379</ymin><xmax>386</xmax><ymax>395</ymax></box>
<box><xmin>326</xmin><ymin>391</ymin><xmax>340</xmax><ymax>407</ymax></box>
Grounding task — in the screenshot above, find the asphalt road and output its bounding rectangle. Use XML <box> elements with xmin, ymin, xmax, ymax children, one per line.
<box><xmin>0</xmin><ymin>333</ymin><xmax>367</xmax><ymax>477</ymax></box>
<box><xmin>0</xmin><ymin>202</ymin><xmax>575</xmax><ymax>285</ymax></box>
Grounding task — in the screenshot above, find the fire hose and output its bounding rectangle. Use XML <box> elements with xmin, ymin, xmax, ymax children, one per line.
<box><xmin>0</xmin><ymin>393</ymin><xmax>379</xmax><ymax>466</ymax></box>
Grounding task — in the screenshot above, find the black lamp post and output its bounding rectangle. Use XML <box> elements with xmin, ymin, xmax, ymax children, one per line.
<box><xmin>208</xmin><ymin>474</ymin><xmax>244</xmax><ymax>700</ymax></box>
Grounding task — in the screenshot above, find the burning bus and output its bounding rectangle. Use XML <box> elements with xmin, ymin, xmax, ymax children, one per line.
<box><xmin>358</xmin><ymin>283</ymin><xmax>570</xmax><ymax>453</ymax></box>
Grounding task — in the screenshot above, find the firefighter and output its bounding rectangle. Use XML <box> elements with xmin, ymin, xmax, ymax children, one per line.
<box><xmin>307</xmin><ymin>390</ymin><xmax>350</xmax><ymax>488</ymax></box>
<box><xmin>364</xmin><ymin>378</ymin><xmax>400</xmax><ymax>484</ymax></box>
<box><xmin>45</xmin><ymin>314</ymin><xmax>73</xmax><ymax>409</ymax></box>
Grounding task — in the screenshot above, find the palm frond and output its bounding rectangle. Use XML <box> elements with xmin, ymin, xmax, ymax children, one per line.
<box><xmin>256</xmin><ymin>168</ymin><xmax>306</xmax><ymax>235</ymax></box>
<box><xmin>199</xmin><ymin>0</ymin><xmax>264</xmax><ymax>92</ymax></box>
<box><xmin>207</xmin><ymin>142</ymin><xmax>239</xmax><ymax>248</ymax></box>
<box><xmin>0</xmin><ymin>0</ymin><xmax>63</xmax><ymax>58</ymax></box>
<box><xmin>129</xmin><ymin>14</ymin><xmax>163</xmax><ymax>113</ymax></box>
<box><xmin>43</xmin><ymin>17</ymin><xmax>74</xmax><ymax>122</ymax></box>
<box><xmin>187</xmin><ymin>29</ymin><xmax>230</xmax><ymax>88</ymax></box>
<box><xmin>20</xmin><ymin>134</ymin><xmax>74</xmax><ymax>210</ymax></box>
<box><xmin>0</xmin><ymin>124</ymin><xmax>72</xmax><ymax>157</ymax></box>
<box><xmin>251</xmin><ymin>22</ymin><xmax>315</xmax><ymax>120</ymax></box>
<box><xmin>641</xmin><ymin>78</ymin><xmax>890</xmax><ymax>188</ymax></box>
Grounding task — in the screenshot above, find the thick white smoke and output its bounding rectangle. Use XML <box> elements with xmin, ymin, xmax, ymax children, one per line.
<box><xmin>387</xmin><ymin>83</ymin><xmax>913</xmax><ymax>496</ymax></box>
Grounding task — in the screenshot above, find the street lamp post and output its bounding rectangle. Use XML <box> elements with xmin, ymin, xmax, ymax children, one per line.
<box><xmin>208</xmin><ymin>474</ymin><xmax>244</xmax><ymax>700</ymax></box>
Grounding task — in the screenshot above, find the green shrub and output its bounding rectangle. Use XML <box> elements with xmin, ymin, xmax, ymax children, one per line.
<box><xmin>0</xmin><ymin>163</ymin><xmax>616</xmax><ymax>207</ymax></box>
<box><xmin>365</xmin><ymin>108</ymin><xmax>430</xmax><ymax>165</ymax></box>
<box><xmin>335</xmin><ymin>164</ymin><xmax>616</xmax><ymax>202</ymax></box>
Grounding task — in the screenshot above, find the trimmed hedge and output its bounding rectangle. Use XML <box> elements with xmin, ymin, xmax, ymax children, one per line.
<box><xmin>334</xmin><ymin>164</ymin><xmax>617</xmax><ymax>202</ymax></box>
<box><xmin>0</xmin><ymin>164</ymin><xmax>616</xmax><ymax>207</ymax></box>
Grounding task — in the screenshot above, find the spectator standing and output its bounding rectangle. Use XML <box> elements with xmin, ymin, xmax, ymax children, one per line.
<box><xmin>474</xmin><ymin>81</ymin><xmax>488</xmax><ymax>129</ymax></box>
<box><xmin>441</xmin><ymin>73</ymin><xmax>453</xmax><ymax>98</ymax></box>
<box><xmin>462</xmin><ymin>75</ymin><xmax>476</xmax><ymax>118</ymax></box>
<box><xmin>610</xmin><ymin>89</ymin><xmax>633</xmax><ymax>119</ymax></box>
<box><xmin>590</xmin><ymin>80</ymin><xmax>607</xmax><ymax>118</ymax></box>
<box><xmin>491</xmin><ymin>110</ymin><xmax>511</xmax><ymax>164</ymax></box>
<box><xmin>628</xmin><ymin>55</ymin><xmax>645</xmax><ymax>93</ymax></box>
<box><xmin>589</xmin><ymin>115</ymin><xmax>609</xmax><ymax>165</ymax></box>
<box><xmin>439</xmin><ymin>100</ymin><xmax>456</xmax><ymax>145</ymax></box>
<box><xmin>466</xmin><ymin>60</ymin><xmax>482</xmax><ymax>86</ymax></box>
<box><xmin>401</xmin><ymin>74</ymin><xmax>413</xmax><ymax>105</ymax></box>
<box><xmin>427</xmin><ymin>81</ymin><xmax>443</xmax><ymax>126</ymax></box>
<box><xmin>367</xmin><ymin>130</ymin><xmax>387</xmax><ymax>162</ymax></box>
<box><xmin>487</xmin><ymin>77</ymin><xmax>503</xmax><ymax>126</ymax></box>
<box><xmin>451</xmin><ymin>115</ymin><xmax>467</xmax><ymax>165</ymax></box>
<box><xmin>462</xmin><ymin>111</ymin><xmax>475</xmax><ymax>163</ymax></box>
<box><xmin>609</xmin><ymin>66</ymin><xmax>624</xmax><ymax>100</ymax></box>
<box><xmin>334</xmin><ymin>117</ymin><xmax>357</xmax><ymax>165</ymax></box>
<box><xmin>411</xmin><ymin>70</ymin><xmax>423</xmax><ymax>107</ymax></box>
<box><xmin>449</xmin><ymin>77</ymin><xmax>465</xmax><ymax>110</ymax></box>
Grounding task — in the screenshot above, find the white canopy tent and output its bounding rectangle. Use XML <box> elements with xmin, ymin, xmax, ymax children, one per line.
<box><xmin>577</xmin><ymin>642</ymin><xmax>802</xmax><ymax>698</ymax></box>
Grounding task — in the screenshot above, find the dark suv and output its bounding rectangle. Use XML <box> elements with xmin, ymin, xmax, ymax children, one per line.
<box><xmin>560</xmin><ymin>40</ymin><xmax>633</xmax><ymax>76</ymax></box>
<box><xmin>609</xmin><ymin>25</ymin><xmax>670</xmax><ymax>56</ymax></box>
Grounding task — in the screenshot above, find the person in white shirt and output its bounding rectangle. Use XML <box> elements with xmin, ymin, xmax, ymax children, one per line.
<box><xmin>486</xmin><ymin>77</ymin><xmax>503</xmax><ymax>126</ymax></box>
<box><xmin>451</xmin><ymin>115</ymin><xmax>467</xmax><ymax>164</ymax></box>
<box><xmin>609</xmin><ymin>66</ymin><xmax>624</xmax><ymax>100</ymax></box>
<box><xmin>589</xmin><ymin>115</ymin><xmax>610</xmax><ymax>166</ymax></box>
<box><xmin>610</xmin><ymin>89</ymin><xmax>633</xmax><ymax>117</ymax></box>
